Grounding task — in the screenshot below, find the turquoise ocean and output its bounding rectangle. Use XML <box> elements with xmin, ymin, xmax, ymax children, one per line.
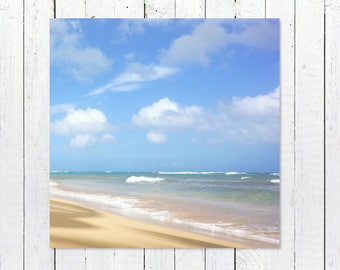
<box><xmin>50</xmin><ymin>171</ymin><xmax>280</xmax><ymax>247</ymax></box>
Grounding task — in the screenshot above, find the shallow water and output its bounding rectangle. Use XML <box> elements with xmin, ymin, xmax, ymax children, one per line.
<box><xmin>50</xmin><ymin>171</ymin><xmax>280</xmax><ymax>247</ymax></box>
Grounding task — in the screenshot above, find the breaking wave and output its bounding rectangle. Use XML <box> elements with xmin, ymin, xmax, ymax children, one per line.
<box><xmin>126</xmin><ymin>176</ymin><xmax>165</xmax><ymax>183</ymax></box>
<box><xmin>50</xmin><ymin>181</ymin><xmax>59</xmax><ymax>187</ymax></box>
<box><xmin>158</xmin><ymin>171</ymin><xmax>222</xmax><ymax>175</ymax></box>
<box><xmin>225</xmin><ymin>172</ymin><xmax>245</xmax><ymax>175</ymax></box>
<box><xmin>270</xmin><ymin>179</ymin><xmax>280</xmax><ymax>184</ymax></box>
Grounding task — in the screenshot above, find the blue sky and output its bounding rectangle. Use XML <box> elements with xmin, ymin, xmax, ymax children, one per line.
<box><xmin>50</xmin><ymin>19</ymin><xmax>280</xmax><ymax>172</ymax></box>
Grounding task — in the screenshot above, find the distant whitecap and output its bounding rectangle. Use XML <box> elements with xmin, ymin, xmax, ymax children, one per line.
<box><xmin>126</xmin><ymin>176</ymin><xmax>164</xmax><ymax>183</ymax></box>
<box><xmin>225</xmin><ymin>172</ymin><xmax>245</xmax><ymax>175</ymax></box>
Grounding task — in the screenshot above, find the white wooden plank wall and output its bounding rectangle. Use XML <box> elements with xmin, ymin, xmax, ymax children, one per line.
<box><xmin>0</xmin><ymin>1</ymin><xmax>24</xmax><ymax>270</ymax></box>
<box><xmin>326</xmin><ymin>0</ymin><xmax>340</xmax><ymax>269</ymax></box>
<box><xmin>0</xmin><ymin>0</ymin><xmax>338</xmax><ymax>269</ymax></box>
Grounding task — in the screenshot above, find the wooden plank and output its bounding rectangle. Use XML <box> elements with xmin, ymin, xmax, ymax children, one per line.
<box><xmin>24</xmin><ymin>0</ymin><xmax>54</xmax><ymax>269</ymax></box>
<box><xmin>56</xmin><ymin>249</ymin><xmax>86</xmax><ymax>270</ymax></box>
<box><xmin>206</xmin><ymin>249</ymin><xmax>235</xmax><ymax>270</ymax></box>
<box><xmin>175</xmin><ymin>0</ymin><xmax>205</xmax><ymax>18</ymax></box>
<box><xmin>261</xmin><ymin>0</ymin><xmax>296</xmax><ymax>268</ymax></box>
<box><xmin>55</xmin><ymin>0</ymin><xmax>85</xmax><ymax>17</ymax></box>
<box><xmin>235</xmin><ymin>0</ymin><xmax>265</xmax><ymax>18</ymax></box>
<box><xmin>204</xmin><ymin>1</ymin><xmax>236</xmax><ymax>269</ymax></box>
<box><xmin>145</xmin><ymin>249</ymin><xmax>175</xmax><ymax>270</ymax></box>
<box><xmin>175</xmin><ymin>249</ymin><xmax>205</xmax><ymax>270</ymax></box>
<box><xmin>144</xmin><ymin>0</ymin><xmax>175</xmax><ymax>18</ymax></box>
<box><xmin>294</xmin><ymin>0</ymin><xmax>325</xmax><ymax>269</ymax></box>
<box><xmin>0</xmin><ymin>0</ymin><xmax>24</xmax><ymax>269</ymax></box>
<box><xmin>85</xmin><ymin>249</ymin><xmax>115</xmax><ymax>269</ymax></box>
<box><xmin>114</xmin><ymin>0</ymin><xmax>144</xmax><ymax>18</ymax></box>
<box><xmin>113</xmin><ymin>249</ymin><xmax>144</xmax><ymax>270</ymax></box>
<box><xmin>206</xmin><ymin>0</ymin><xmax>235</xmax><ymax>18</ymax></box>
<box><xmin>325</xmin><ymin>0</ymin><xmax>340</xmax><ymax>269</ymax></box>
<box><xmin>85</xmin><ymin>0</ymin><xmax>115</xmax><ymax>18</ymax></box>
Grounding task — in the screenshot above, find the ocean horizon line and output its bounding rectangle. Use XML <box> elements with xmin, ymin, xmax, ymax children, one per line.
<box><xmin>50</xmin><ymin>170</ymin><xmax>279</xmax><ymax>174</ymax></box>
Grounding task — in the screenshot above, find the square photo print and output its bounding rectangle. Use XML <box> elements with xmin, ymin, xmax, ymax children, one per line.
<box><xmin>50</xmin><ymin>18</ymin><xmax>280</xmax><ymax>248</ymax></box>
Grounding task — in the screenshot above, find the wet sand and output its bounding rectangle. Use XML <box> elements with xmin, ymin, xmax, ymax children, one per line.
<box><xmin>50</xmin><ymin>197</ymin><xmax>250</xmax><ymax>248</ymax></box>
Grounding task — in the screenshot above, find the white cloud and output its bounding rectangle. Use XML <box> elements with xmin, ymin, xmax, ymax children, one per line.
<box><xmin>88</xmin><ymin>63</ymin><xmax>178</xmax><ymax>96</ymax></box>
<box><xmin>132</xmin><ymin>97</ymin><xmax>203</xmax><ymax>128</ymax></box>
<box><xmin>230</xmin><ymin>20</ymin><xmax>280</xmax><ymax>51</ymax></box>
<box><xmin>132</xmin><ymin>88</ymin><xmax>279</xmax><ymax>144</ymax></box>
<box><xmin>230</xmin><ymin>87</ymin><xmax>279</xmax><ymax>118</ymax></box>
<box><xmin>51</xmin><ymin>107</ymin><xmax>117</xmax><ymax>149</ymax></box>
<box><xmin>51</xmin><ymin>108</ymin><xmax>114</xmax><ymax>135</ymax></box>
<box><xmin>146</xmin><ymin>131</ymin><xmax>167</xmax><ymax>144</ymax></box>
<box><xmin>207</xmin><ymin>87</ymin><xmax>280</xmax><ymax>143</ymax></box>
<box><xmin>70</xmin><ymin>134</ymin><xmax>97</xmax><ymax>149</ymax></box>
<box><xmin>161</xmin><ymin>20</ymin><xmax>228</xmax><ymax>66</ymax></box>
<box><xmin>88</xmin><ymin>20</ymin><xmax>278</xmax><ymax>96</ymax></box>
<box><xmin>160</xmin><ymin>19</ymin><xmax>279</xmax><ymax>67</ymax></box>
<box><xmin>51</xmin><ymin>19</ymin><xmax>112</xmax><ymax>82</ymax></box>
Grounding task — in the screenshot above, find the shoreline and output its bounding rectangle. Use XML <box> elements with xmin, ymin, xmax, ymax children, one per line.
<box><xmin>50</xmin><ymin>197</ymin><xmax>252</xmax><ymax>248</ymax></box>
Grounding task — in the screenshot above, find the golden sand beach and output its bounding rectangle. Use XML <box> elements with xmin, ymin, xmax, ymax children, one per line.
<box><xmin>50</xmin><ymin>197</ymin><xmax>250</xmax><ymax>248</ymax></box>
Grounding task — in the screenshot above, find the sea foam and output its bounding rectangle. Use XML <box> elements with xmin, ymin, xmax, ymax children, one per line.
<box><xmin>126</xmin><ymin>176</ymin><xmax>164</xmax><ymax>183</ymax></box>
<box><xmin>158</xmin><ymin>171</ymin><xmax>220</xmax><ymax>175</ymax></box>
<box><xmin>225</xmin><ymin>172</ymin><xmax>245</xmax><ymax>175</ymax></box>
<box><xmin>270</xmin><ymin>179</ymin><xmax>280</xmax><ymax>184</ymax></box>
<box><xmin>50</xmin><ymin>181</ymin><xmax>59</xmax><ymax>187</ymax></box>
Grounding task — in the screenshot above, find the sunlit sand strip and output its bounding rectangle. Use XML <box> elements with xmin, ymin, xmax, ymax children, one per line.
<box><xmin>50</xmin><ymin>197</ymin><xmax>251</xmax><ymax>248</ymax></box>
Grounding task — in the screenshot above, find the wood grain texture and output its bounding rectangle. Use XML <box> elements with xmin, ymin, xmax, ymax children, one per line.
<box><xmin>85</xmin><ymin>249</ymin><xmax>115</xmax><ymax>269</ymax></box>
<box><xmin>175</xmin><ymin>249</ymin><xmax>205</xmax><ymax>270</ymax></box>
<box><xmin>145</xmin><ymin>249</ymin><xmax>175</xmax><ymax>270</ymax></box>
<box><xmin>85</xmin><ymin>0</ymin><xmax>115</xmax><ymax>18</ymax></box>
<box><xmin>235</xmin><ymin>0</ymin><xmax>265</xmax><ymax>18</ymax></box>
<box><xmin>0</xmin><ymin>0</ymin><xmax>24</xmax><ymax>269</ymax></box>
<box><xmin>114</xmin><ymin>0</ymin><xmax>144</xmax><ymax>18</ymax></box>
<box><xmin>175</xmin><ymin>0</ymin><xmax>205</xmax><ymax>18</ymax></box>
<box><xmin>56</xmin><ymin>0</ymin><xmax>85</xmax><ymax>17</ymax></box>
<box><xmin>206</xmin><ymin>249</ymin><xmax>235</xmax><ymax>270</ymax></box>
<box><xmin>295</xmin><ymin>0</ymin><xmax>325</xmax><ymax>269</ymax></box>
<box><xmin>325</xmin><ymin>0</ymin><xmax>340</xmax><ymax>269</ymax></box>
<box><xmin>24</xmin><ymin>0</ymin><xmax>54</xmax><ymax>269</ymax></box>
<box><xmin>56</xmin><ymin>249</ymin><xmax>86</xmax><ymax>270</ymax></box>
<box><xmin>0</xmin><ymin>0</ymin><xmax>336</xmax><ymax>269</ymax></box>
<box><xmin>262</xmin><ymin>0</ymin><xmax>296</xmax><ymax>268</ymax></box>
<box><xmin>113</xmin><ymin>249</ymin><xmax>144</xmax><ymax>270</ymax></box>
<box><xmin>145</xmin><ymin>0</ymin><xmax>175</xmax><ymax>17</ymax></box>
<box><xmin>206</xmin><ymin>0</ymin><xmax>235</xmax><ymax>18</ymax></box>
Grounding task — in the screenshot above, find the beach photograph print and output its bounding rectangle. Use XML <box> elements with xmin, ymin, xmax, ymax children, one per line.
<box><xmin>50</xmin><ymin>18</ymin><xmax>280</xmax><ymax>248</ymax></box>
